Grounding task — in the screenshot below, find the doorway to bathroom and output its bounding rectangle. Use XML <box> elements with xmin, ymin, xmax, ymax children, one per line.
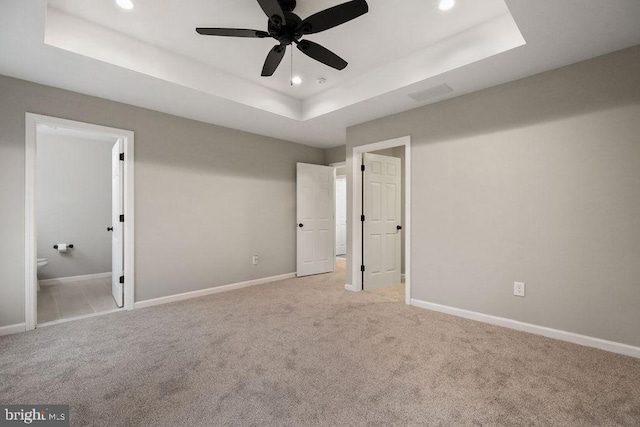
<box><xmin>25</xmin><ymin>114</ymin><xmax>135</xmax><ymax>330</ymax></box>
<box><xmin>332</xmin><ymin>162</ymin><xmax>347</xmax><ymax>259</ymax></box>
<box><xmin>332</xmin><ymin>162</ymin><xmax>347</xmax><ymax>270</ymax></box>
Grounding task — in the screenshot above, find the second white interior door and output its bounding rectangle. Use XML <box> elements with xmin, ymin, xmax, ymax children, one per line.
<box><xmin>363</xmin><ymin>153</ymin><xmax>402</xmax><ymax>290</ymax></box>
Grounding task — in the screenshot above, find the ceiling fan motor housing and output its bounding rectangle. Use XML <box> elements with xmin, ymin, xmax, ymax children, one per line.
<box><xmin>278</xmin><ymin>0</ymin><xmax>297</xmax><ymax>13</ymax></box>
<box><xmin>268</xmin><ymin>12</ymin><xmax>303</xmax><ymax>45</ymax></box>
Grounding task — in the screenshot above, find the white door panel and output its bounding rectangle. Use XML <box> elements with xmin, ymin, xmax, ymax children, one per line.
<box><xmin>335</xmin><ymin>177</ymin><xmax>347</xmax><ymax>255</ymax></box>
<box><xmin>297</xmin><ymin>163</ymin><xmax>335</xmax><ymax>277</ymax></box>
<box><xmin>363</xmin><ymin>153</ymin><xmax>401</xmax><ymax>290</ymax></box>
<box><xmin>111</xmin><ymin>139</ymin><xmax>124</xmax><ymax>307</ymax></box>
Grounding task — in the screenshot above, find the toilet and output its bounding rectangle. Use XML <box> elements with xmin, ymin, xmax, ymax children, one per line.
<box><xmin>37</xmin><ymin>258</ymin><xmax>48</xmax><ymax>291</ymax></box>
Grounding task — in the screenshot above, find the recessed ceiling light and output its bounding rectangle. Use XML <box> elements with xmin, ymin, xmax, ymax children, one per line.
<box><xmin>291</xmin><ymin>76</ymin><xmax>302</xmax><ymax>85</ymax></box>
<box><xmin>439</xmin><ymin>0</ymin><xmax>455</xmax><ymax>11</ymax></box>
<box><xmin>116</xmin><ymin>0</ymin><xmax>134</xmax><ymax>10</ymax></box>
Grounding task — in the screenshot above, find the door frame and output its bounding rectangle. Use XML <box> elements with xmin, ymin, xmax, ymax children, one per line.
<box><xmin>24</xmin><ymin>113</ymin><xmax>135</xmax><ymax>331</ymax></box>
<box><xmin>349</xmin><ymin>136</ymin><xmax>411</xmax><ymax>305</ymax></box>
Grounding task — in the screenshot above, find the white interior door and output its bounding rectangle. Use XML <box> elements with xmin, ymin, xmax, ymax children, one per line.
<box><xmin>297</xmin><ymin>163</ymin><xmax>335</xmax><ymax>277</ymax></box>
<box><xmin>335</xmin><ymin>177</ymin><xmax>347</xmax><ymax>255</ymax></box>
<box><xmin>363</xmin><ymin>153</ymin><xmax>402</xmax><ymax>290</ymax></box>
<box><xmin>111</xmin><ymin>139</ymin><xmax>124</xmax><ymax>307</ymax></box>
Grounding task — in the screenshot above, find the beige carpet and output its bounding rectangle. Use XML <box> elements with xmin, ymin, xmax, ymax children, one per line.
<box><xmin>1</xmin><ymin>259</ymin><xmax>639</xmax><ymax>426</ymax></box>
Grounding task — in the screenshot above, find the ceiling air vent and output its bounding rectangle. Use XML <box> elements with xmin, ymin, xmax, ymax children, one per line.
<box><xmin>408</xmin><ymin>84</ymin><xmax>453</xmax><ymax>102</ymax></box>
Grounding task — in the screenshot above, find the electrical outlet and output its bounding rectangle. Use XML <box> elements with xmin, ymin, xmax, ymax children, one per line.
<box><xmin>514</xmin><ymin>282</ymin><xmax>525</xmax><ymax>297</ymax></box>
<box><xmin>252</xmin><ymin>255</ymin><xmax>259</xmax><ymax>265</ymax></box>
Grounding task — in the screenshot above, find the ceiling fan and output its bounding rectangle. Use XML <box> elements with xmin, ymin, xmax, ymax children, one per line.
<box><xmin>196</xmin><ymin>0</ymin><xmax>369</xmax><ymax>77</ymax></box>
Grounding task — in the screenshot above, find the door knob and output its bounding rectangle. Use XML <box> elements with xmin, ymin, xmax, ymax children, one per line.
<box><xmin>396</xmin><ymin>225</ymin><xmax>402</xmax><ymax>230</ymax></box>
<box><xmin>298</xmin><ymin>223</ymin><xmax>304</xmax><ymax>228</ymax></box>
<box><xmin>107</xmin><ymin>227</ymin><xmax>113</xmax><ymax>232</ymax></box>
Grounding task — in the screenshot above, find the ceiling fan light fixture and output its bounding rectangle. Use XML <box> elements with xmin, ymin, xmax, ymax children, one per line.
<box><xmin>196</xmin><ymin>0</ymin><xmax>369</xmax><ymax>77</ymax></box>
<box><xmin>116</xmin><ymin>0</ymin><xmax>134</xmax><ymax>10</ymax></box>
<box><xmin>438</xmin><ymin>0</ymin><xmax>455</xmax><ymax>11</ymax></box>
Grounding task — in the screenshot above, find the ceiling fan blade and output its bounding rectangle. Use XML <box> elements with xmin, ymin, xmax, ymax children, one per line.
<box><xmin>196</xmin><ymin>28</ymin><xmax>269</xmax><ymax>38</ymax></box>
<box><xmin>257</xmin><ymin>0</ymin><xmax>286</xmax><ymax>26</ymax></box>
<box><xmin>262</xmin><ymin>45</ymin><xmax>287</xmax><ymax>76</ymax></box>
<box><xmin>296</xmin><ymin>40</ymin><xmax>347</xmax><ymax>70</ymax></box>
<box><xmin>299</xmin><ymin>0</ymin><xmax>368</xmax><ymax>35</ymax></box>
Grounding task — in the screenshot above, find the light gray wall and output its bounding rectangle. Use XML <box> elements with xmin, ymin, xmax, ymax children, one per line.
<box><xmin>324</xmin><ymin>145</ymin><xmax>346</xmax><ymax>165</ymax></box>
<box><xmin>0</xmin><ymin>75</ymin><xmax>324</xmax><ymax>328</ymax></box>
<box><xmin>36</xmin><ymin>133</ymin><xmax>113</xmax><ymax>280</ymax></box>
<box><xmin>346</xmin><ymin>45</ymin><xmax>640</xmax><ymax>347</ymax></box>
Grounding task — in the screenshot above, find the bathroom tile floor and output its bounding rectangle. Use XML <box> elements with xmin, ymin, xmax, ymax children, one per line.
<box><xmin>37</xmin><ymin>277</ymin><xmax>119</xmax><ymax>324</ymax></box>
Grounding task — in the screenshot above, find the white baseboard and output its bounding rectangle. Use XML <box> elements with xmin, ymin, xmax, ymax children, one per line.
<box><xmin>410</xmin><ymin>299</ymin><xmax>640</xmax><ymax>359</ymax></box>
<box><xmin>135</xmin><ymin>272</ymin><xmax>296</xmax><ymax>310</ymax></box>
<box><xmin>344</xmin><ymin>284</ymin><xmax>357</xmax><ymax>291</ymax></box>
<box><xmin>0</xmin><ymin>323</ymin><xmax>26</xmax><ymax>337</ymax></box>
<box><xmin>39</xmin><ymin>272</ymin><xmax>111</xmax><ymax>286</ymax></box>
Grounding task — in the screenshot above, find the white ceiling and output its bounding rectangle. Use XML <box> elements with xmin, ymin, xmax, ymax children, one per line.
<box><xmin>41</xmin><ymin>0</ymin><xmax>523</xmax><ymax>123</ymax></box>
<box><xmin>46</xmin><ymin>0</ymin><xmax>510</xmax><ymax>100</ymax></box>
<box><xmin>1</xmin><ymin>1</ymin><xmax>639</xmax><ymax>148</ymax></box>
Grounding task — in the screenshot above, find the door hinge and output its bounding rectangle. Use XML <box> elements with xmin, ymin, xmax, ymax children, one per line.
<box><xmin>361</xmin><ymin>214</ymin><xmax>365</xmax><ymax>222</ymax></box>
<box><xmin>361</xmin><ymin>164</ymin><xmax>365</xmax><ymax>172</ymax></box>
<box><xmin>360</xmin><ymin>265</ymin><xmax>365</xmax><ymax>272</ymax></box>
<box><xmin>119</xmin><ymin>153</ymin><xmax>125</xmax><ymax>161</ymax></box>
<box><xmin>119</xmin><ymin>214</ymin><xmax>124</xmax><ymax>222</ymax></box>
<box><xmin>119</xmin><ymin>275</ymin><xmax>124</xmax><ymax>284</ymax></box>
